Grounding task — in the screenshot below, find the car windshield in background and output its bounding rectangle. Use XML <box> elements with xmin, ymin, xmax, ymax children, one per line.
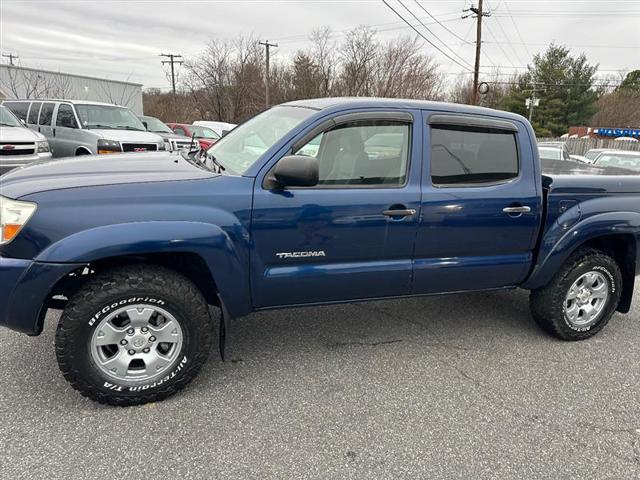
<box><xmin>538</xmin><ymin>146</ymin><xmax>562</xmax><ymax>160</ymax></box>
<box><xmin>595</xmin><ymin>153</ymin><xmax>640</xmax><ymax>171</ymax></box>
<box><xmin>0</xmin><ymin>105</ymin><xmax>23</xmax><ymax>127</ymax></box>
<box><xmin>142</xmin><ymin>116</ymin><xmax>173</xmax><ymax>133</ymax></box>
<box><xmin>584</xmin><ymin>150</ymin><xmax>602</xmax><ymax>161</ymax></box>
<box><xmin>76</xmin><ymin>104</ymin><xmax>146</xmax><ymax>131</ymax></box>
<box><xmin>206</xmin><ymin>105</ymin><xmax>317</xmax><ymax>174</ymax></box>
<box><xmin>191</xmin><ymin>125</ymin><xmax>220</xmax><ymax>139</ymax></box>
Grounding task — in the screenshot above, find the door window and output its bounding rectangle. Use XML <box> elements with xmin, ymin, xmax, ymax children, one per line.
<box><xmin>173</xmin><ymin>126</ymin><xmax>186</xmax><ymax>136</ymax></box>
<box><xmin>4</xmin><ymin>101</ymin><xmax>30</xmax><ymax>121</ymax></box>
<box><xmin>293</xmin><ymin>120</ymin><xmax>410</xmax><ymax>187</ymax></box>
<box><xmin>28</xmin><ymin>102</ymin><xmax>41</xmax><ymax>124</ymax></box>
<box><xmin>56</xmin><ymin>104</ymin><xmax>78</xmax><ymax>128</ymax></box>
<box><xmin>430</xmin><ymin>125</ymin><xmax>519</xmax><ymax>186</ymax></box>
<box><xmin>38</xmin><ymin>103</ymin><xmax>56</xmax><ymax>126</ymax></box>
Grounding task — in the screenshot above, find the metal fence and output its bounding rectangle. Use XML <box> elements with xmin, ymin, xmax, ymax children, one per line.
<box><xmin>538</xmin><ymin>137</ymin><xmax>640</xmax><ymax>155</ymax></box>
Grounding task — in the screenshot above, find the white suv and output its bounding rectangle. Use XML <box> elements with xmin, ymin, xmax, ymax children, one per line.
<box><xmin>0</xmin><ymin>105</ymin><xmax>52</xmax><ymax>175</ymax></box>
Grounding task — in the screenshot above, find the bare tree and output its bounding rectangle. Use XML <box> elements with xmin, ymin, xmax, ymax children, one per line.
<box><xmin>309</xmin><ymin>27</ymin><xmax>337</xmax><ymax>96</ymax></box>
<box><xmin>338</xmin><ymin>26</ymin><xmax>379</xmax><ymax>96</ymax></box>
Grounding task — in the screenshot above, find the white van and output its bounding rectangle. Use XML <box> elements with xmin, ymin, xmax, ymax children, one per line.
<box><xmin>0</xmin><ymin>104</ymin><xmax>52</xmax><ymax>175</ymax></box>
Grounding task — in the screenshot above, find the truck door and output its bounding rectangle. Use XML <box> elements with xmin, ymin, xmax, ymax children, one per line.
<box><xmin>251</xmin><ymin>110</ymin><xmax>422</xmax><ymax>307</ymax></box>
<box><xmin>412</xmin><ymin>112</ymin><xmax>541</xmax><ymax>294</ymax></box>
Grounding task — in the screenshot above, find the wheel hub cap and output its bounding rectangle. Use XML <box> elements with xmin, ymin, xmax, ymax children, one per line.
<box><xmin>564</xmin><ymin>271</ymin><xmax>610</xmax><ymax>328</ymax></box>
<box><xmin>90</xmin><ymin>304</ymin><xmax>184</xmax><ymax>383</ymax></box>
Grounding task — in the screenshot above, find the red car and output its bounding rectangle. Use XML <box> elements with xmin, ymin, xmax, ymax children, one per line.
<box><xmin>166</xmin><ymin>123</ymin><xmax>220</xmax><ymax>150</ymax></box>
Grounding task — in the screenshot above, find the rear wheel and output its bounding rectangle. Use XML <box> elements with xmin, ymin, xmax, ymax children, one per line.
<box><xmin>55</xmin><ymin>265</ymin><xmax>214</xmax><ymax>406</ymax></box>
<box><xmin>530</xmin><ymin>248</ymin><xmax>622</xmax><ymax>340</ymax></box>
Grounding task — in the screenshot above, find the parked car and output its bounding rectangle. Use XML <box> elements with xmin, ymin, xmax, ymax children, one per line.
<box><xmin>0</xmin><ymin>104</ymin><xmax>52</xmax><ymax>175</ymax></box>
<box><xmin>539</xmin><ymin>141</ymin><xmax>570</xmax><ymax>157</ymax></box>
<box><xmin>193</xmin><ymin>120</ymin><xmax>237</xmax><ymax>137</ymax></box>
<box><xmin>166</xmin><ymin>123</ymin><xmax>220</xmax><ymax>149</ymax></box>
<box><xmin>138</xmin><ymin>115</ymin><xmax>194</xmax><ymax>152</ymax></box>
<box><xmin>1</xmin><ymin>98</ymin><xmax>640</xmax><ymax>406</ymax></box>
<box><xmin>538</xmin><ymin>145</ymin><xmax>571</xmax><ymax>162</ymax></box>
<box><xmin>593</xmin><ymin>150</ymin><xmax>640</xmax><ymax>172</ymax></box>
<box><xmin>2</xmin><ymin>99</ymin><xmax>165</xmax><ymax>157</ymax></box>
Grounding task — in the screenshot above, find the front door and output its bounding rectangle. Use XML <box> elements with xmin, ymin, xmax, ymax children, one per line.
<box><xmin>251</xmin><ymin>110</ymin><xmax>422</xmax><ymax>307</ymax></box>
<box><xmin>37</xmin><ymin>102</ymin><xmax>56</xmax><ymax>154</ymax></box>
<box><xmin>412</xmin><ymin>111</ymin><xmax>541</xmax><ymax>294</ymax></box>
<box><xmin>53</xmin><ymin>103</ymin><xmax>80</xmax><ymax>157</ymax></box>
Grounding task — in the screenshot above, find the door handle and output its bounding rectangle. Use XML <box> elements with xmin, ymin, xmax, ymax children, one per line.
<box><xmin>382</xmin><ymin>208</ymin><xmax>417</xmax><ymax>217</ymax></box>
<box><xmin>503</xmin><ymin>206</ymin><xmax>531</xmax><ymax>215</ymax></box>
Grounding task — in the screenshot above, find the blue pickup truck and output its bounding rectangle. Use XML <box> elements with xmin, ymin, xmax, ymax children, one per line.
<box><xmin>1</xmin><ymin>98</ymin><xmax>639</xmax><ymax>406</ymax></box>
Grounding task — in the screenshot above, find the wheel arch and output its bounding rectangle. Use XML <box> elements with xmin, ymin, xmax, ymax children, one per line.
<box><xmin>75</xmin><ymin>146</ymin><xmax>92</xmax><ymax>155</ymax></box>
<box><xmin>523</xmin><ymin>212</ymin><xmax>639</xmax><ymax>313</ymax></box>
<box><xmin>37</xmin><ymin>221</ymin><xmax>252</xmax><ymax>322</ymax></box>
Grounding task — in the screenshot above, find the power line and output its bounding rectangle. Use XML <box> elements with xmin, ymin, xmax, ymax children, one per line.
<box><xmin>483</xmin><ymin>21</ymin><xmax>517</xmax><ymax>68</ymax></box>
<box><xmin>413</xmin><ymin>1</ymin><xmax>471</xmax><ymax>44</ymax></box>
<box><xmin>502</xmin><ymin>0</ymin><xmax>532</xmax><ymax>60</ymax></box>
<box><xmin>159</xmin><ymin>53</ymin><xmax>183</xmax><ymax>95</ymax></box>
<box><xmin>381</xmin><ymin>0</ymin><xmax>473</xmax><ymax>72</ymax></box>
<box><xmin>396</xmin><ymin>0</ymin><xmax>473</xmax><ymax>69</ymax></box>
<box><xmin>259</xmin><ymin>40</ymin><xmax>278</xmax><ymax>108</ymax></box>
<box><xmin>486</xmin><ymin>0</ymin><xmax>525</xmax><ymax>65</ymax></box>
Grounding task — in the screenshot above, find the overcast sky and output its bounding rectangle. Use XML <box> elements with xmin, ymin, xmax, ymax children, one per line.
<box><xmin>1</xmin><ymin>0</ymin><xmax>638</xmax><ymax>90</ymax></box>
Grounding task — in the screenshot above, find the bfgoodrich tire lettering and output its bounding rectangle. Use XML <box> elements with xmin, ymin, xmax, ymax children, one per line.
<box><xmin>55</xmin><ymin>265</ymin><xmax>214</xmax><ymax>406</ymax></box>
<box><xmin>530</xmin><ymin>248</ymin><xmax>622</xmax><ymax>341</ymax></box>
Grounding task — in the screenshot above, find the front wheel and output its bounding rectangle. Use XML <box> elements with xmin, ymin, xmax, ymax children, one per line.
<box><xmin>530</xmin><ymin>248</ymin><xmax>622</xmax><ymax>341</ymax></box>
<box><xmin>55</xmin><ymin>265</ymin><xmax>214</xmax><ymax>406</ymax></box>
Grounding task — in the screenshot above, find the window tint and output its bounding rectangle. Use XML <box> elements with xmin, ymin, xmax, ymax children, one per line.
<box><xmin>56</xmin><ymin>104</ymin><xmax>77</xmax><ymax>128</ymax></box>
<box><xmin>4</xmin><ymin>101</ymin><xmax>30</xmax><ymax>121</ymax></box>
<box><xmin>28</xmin><ymin>102</ymin><xmax>42</xmax><ymax>124</ymax></box>
<box><xmin>294</xmin><ymin>120</ymin><xmax>410</xmax><ymax>187</ymax></box>
<box><xmin>39</xmin><ymin>103</ymin><xmax>55</xmax><ymax>126</ymax></box>
<box><xmin>430</xmin><ymin>125</ymin><xmax>518</xmax><ymax>186</ymax></box>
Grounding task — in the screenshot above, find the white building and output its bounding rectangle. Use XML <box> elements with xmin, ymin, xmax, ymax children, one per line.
<box><xmin>0</xmin><ymin>65</ymin><xmax>143</xmax><ymax>114</ymax></box>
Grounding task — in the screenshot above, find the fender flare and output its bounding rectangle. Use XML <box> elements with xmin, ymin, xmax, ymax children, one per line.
<box><xmin>523</xmin><ymin>212</ymin><xmax>640</xmax><ymax>310</ymax></box>
<box><xmin>35</xmin><ymin>221</ymin><xmax>252</xmax><ymax>319</ymax></box>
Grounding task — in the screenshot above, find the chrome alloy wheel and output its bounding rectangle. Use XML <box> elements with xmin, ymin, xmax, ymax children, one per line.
<box><xmin>564</xmin><ymin>271</ymin><xmax>610</xmax><ymax>328</ymax></box>
<box><xmin>90</xmin><ymin>304</ymin><xmax>184</xmax><ymax>383</ymax></box>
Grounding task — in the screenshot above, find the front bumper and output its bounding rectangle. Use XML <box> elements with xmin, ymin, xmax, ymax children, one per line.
<box><xmin>0</xmin><ymin>257</ymin><xmax>81</xmax><ymax>335</ymax></box>
<box><xmin>0</xmin><ymin>152</ymin><xmax>53</xmax><ymax>176</ymax></box>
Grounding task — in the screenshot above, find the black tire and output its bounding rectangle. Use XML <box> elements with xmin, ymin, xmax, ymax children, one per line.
<box><xmin>55</xmin><ymin>265</ymin><xmax>214</xmax><ymax>406</ymax></box>
<box><xmin>530</xmin><ymin>248</ymin><xmax>622</xmax><ymax>341</ymax></box>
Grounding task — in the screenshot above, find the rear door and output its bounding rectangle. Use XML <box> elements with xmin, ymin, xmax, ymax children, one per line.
<box><xmin>412</xmin><ymin>112</ymin><xmax>541</xmax><ymax>294</ymax></box>
<box><xmin>251</xmin><ymin>110</ymin><xmax>422</xmax><ymax>307</ymax></box>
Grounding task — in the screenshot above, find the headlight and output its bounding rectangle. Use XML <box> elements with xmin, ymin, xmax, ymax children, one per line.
<box><xmin>0</xmin><ymin>196</ymin><xmax>37</xmax><ymax>245</ymax></box>
<box><xmin>36</xmin><ymin>140</ymin><xmax>50</xmax><ymax>153</ymax></box>
<box><xmin>97</xmin><ymin>139</ymin><xmax>121</xmax><ymax>154</ymax></box>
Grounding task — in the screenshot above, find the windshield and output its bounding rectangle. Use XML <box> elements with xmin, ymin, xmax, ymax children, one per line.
<box><xmin>190</xmin><ymin>125</ymin><xmax>220</xmax><ymax>139</ymax></box>
<box><xmin>76</xmin><ymin>104</ymin><xmax>146</xmax><ymax>131</ymax></box>
<box><xmin>141</xmin><ymin>116</ymin><xmax>172</xmax><ymax>133</ymax></box>
<box><xmin>0</xmin><ymin>105</ymin><xmax>23</xmax><ymax>127</ymax></box>
<box><xmin>538</xmin><ymin>147</ymin><xmax>562</xmax><ymax>160</ymax></box>
<box><xmin>206</xmin><ymin>106</ymin><xmax>316</xmax><ymax>174</ymax></box>
<box><xmin>595</xmin><ymin>153</ymin><xmax>640</xmax><ymax>171</ymax></box>
<box><xmin>584</xmin><ymin>150</ymin><xmax>601</xmax><ymax>161</ymax></box>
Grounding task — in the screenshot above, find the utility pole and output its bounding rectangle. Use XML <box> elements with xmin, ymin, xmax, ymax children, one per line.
<box><xmin>159</xmin><ymin>53</ymin><xmax>183</xmax><ymax>94</ymax></box>
<box><xmin>465</xmin><ymin>1</ymin><xmax>490</xmax><ymax>105</ymax></box>
<box><xmin>2</xmin><ymin>52</ymin><xmax>19</xmax><ymax>66</ymax></box>
<box><xmin>259</xmin><ymin>40</ymin><xmax>278</xmax><ymax>107</ymax></box>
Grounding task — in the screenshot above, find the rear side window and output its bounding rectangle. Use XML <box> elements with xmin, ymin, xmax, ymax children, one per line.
<box><xmin>28</xmin><ymin>102</ymin><xmax>42</xmax><ymax>124</ymax></box>
<box><xmin>430</xmin><ymin>125</ymin><xmax>519</xmax><ymax>186</ymax></box>
<box><xmin>4</xmin><ymin>101</ymin><xmax>29</xmax><ymax>121</ymax></box>
<box><xmin>38</xmin><ymin>103</ymin><xmax>55</xmax><ymax>126</ymax></box>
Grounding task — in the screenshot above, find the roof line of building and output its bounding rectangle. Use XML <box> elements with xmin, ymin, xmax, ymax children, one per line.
<box><xmin>0</xmin><ymin>64</ymin><xmax>144</xmax><ymax>87</ymax></box>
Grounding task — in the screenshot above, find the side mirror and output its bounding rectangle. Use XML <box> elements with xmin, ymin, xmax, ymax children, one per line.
<box><xmin>142</xmin><ymin>121</ymin><xmax>148</xmax><ymax>129</ymax></box>
<box><xmin>272</xmin><ymin>155</ymin><xmax>319</xmax><ymax>188</ymax></box>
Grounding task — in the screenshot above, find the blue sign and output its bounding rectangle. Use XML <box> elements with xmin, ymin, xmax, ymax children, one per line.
<box><xmin>593</xmin><ymin>128</ymin><xmax>640</xmax><ymax>138</ymax></box>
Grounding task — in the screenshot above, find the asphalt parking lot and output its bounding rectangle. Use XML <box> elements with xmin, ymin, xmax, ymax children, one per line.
<box><xmin>1</xmin><ymin>286</ymin><xmax>640</xmax><ymax>479</ymax></box>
